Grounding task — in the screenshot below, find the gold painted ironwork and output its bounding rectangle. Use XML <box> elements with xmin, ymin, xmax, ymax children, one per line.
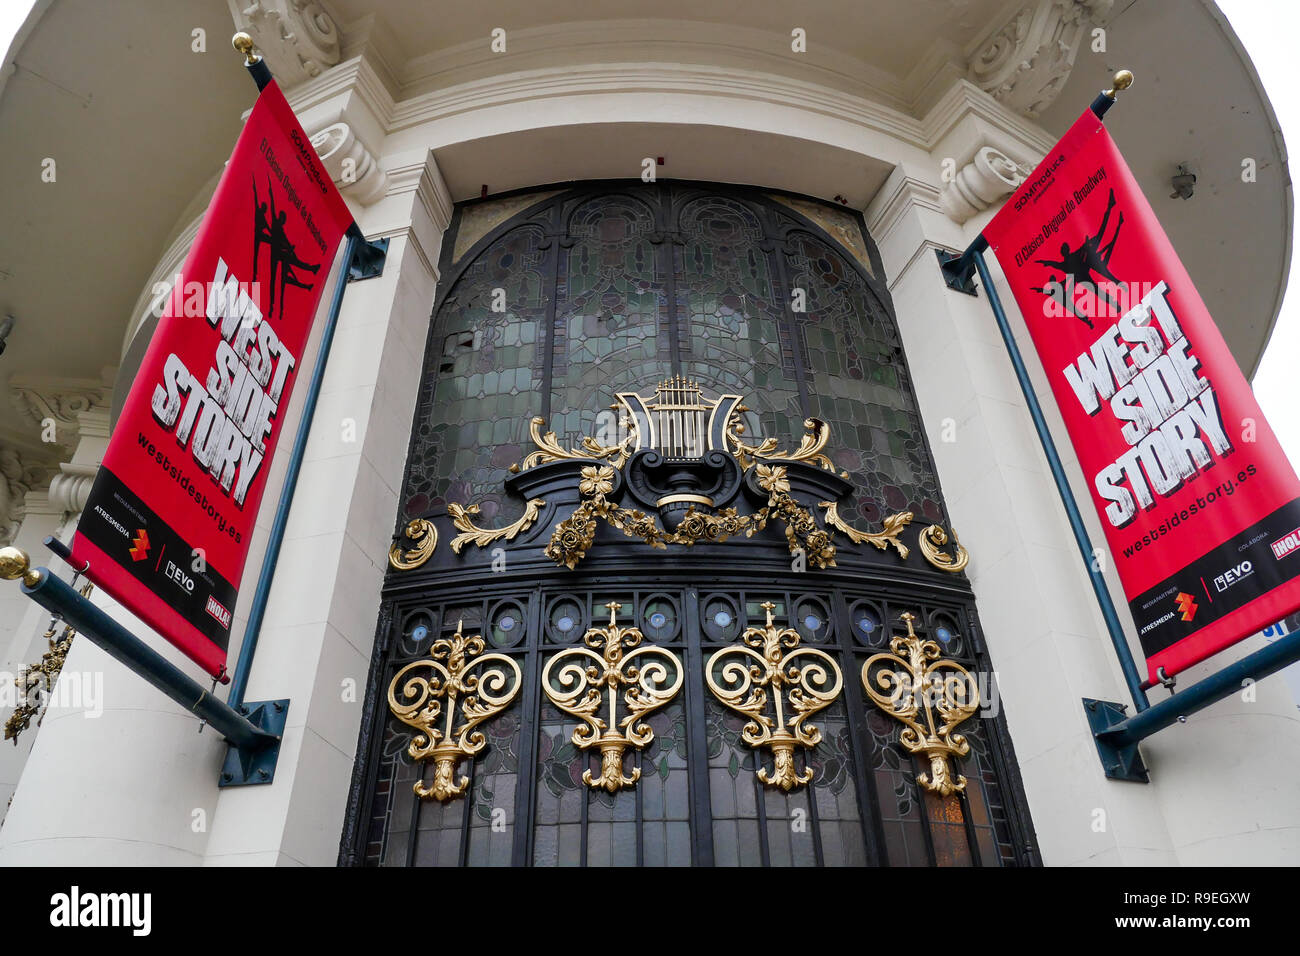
<box><xmin>644</xmin><ymin>375</ymin><xmax>709</xmax><ymax>458</ymax></box>
<box><xmin>724</xmin><ymin>410</ymin><xmax>844</xmax><ymax>476</ymax></box>
<box><xmin>387</xmin><ymin>621</ymin><xmax>522</xmax><ymax>801</ymax></box>
<box><xmin>705</xmin><ymin>601</ymin><xmax>843</xmax><ymax>791</ymax></box>
<box><xmin>819</xmin><ymin>503</ymin><xmax>912</xmax><ymax>559</ymax></box>
<box><xmin>447</xmin><ymin>498</ymin><xmax>546</xmax><ymax>554</ymax></box>
<box><xmin>918</xmin><ymin>524</ymin><xmax>969</xmax><ymax>573</ymax></box>
<box><xmin>541</xmin><ymin>601</ymin><xmax>683</xmax><ymax>791</ymax></box>
<box><xmin>544</xmin><ymin>463</ymin><xmax>837</xmax><ymax>570</ymax></box>
<box><xmin>512</xmin><ymin>415</ymin><xmax>637</xmax><ymax>473</ymax></box>
<box><xmin>655</xmin><ymin>493</ymin><xmax>714</xmax><ymax>507</ymax></box>
<box><xmin>4</xmin><ymin>577</ymin><xmax>93</xmax><ymax>744</ymax></box>
<box><xmin>382</xmin><ymin>379</ymin><xmax>977</xmax><ymax>574</ymax></box>
<box><xmin>861</xmin><ymin>612</ymin><xmax>979</xmax><ymax>796</ymax></box>
<box><xmin>388</xmin><ymin>518</ymin><xmax>438</xmax><ymax>570</ymax></box>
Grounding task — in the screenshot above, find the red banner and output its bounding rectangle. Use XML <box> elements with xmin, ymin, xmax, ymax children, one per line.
<box><xmin>984</xmin><ymin>109</ymin><xmax>1300</xmax><ymax>681</ymax></box>
<box><xmin>71</xmin><ymin>81</ymin><xmax>353</xmax><ymax>677</ymax></box>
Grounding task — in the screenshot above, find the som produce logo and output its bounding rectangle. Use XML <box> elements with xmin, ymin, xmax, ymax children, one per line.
<box><xmin>1174</xmin><ymin>591</ymin><xmax>1198</xmax><ymax>622</ymax></box>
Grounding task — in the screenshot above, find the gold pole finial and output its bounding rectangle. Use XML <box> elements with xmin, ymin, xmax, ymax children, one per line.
<box><xmin>232</xmin><ymin>32</ymin><xmax>259</xmax><ymax>65</ymax></box>
<box><xmin>0</xmin><ymin>547</ymin><xmax>41</xmax><ymax>587</ymax></box>
<box><xmin>604</xmin><ymin>600</ymin><xmax>622</xmax><ymax>624</ymax></box>
<box><xmin>1104</xmin><ymin>69</ymin><xmax>1134</xmax><ymax>99</ymax></box>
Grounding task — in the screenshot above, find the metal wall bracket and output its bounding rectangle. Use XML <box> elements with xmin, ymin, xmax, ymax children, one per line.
<box><xmin>1083</xmin><ymin>698</ymin><xmax>1149</xmax><ymax>783</ymax></box>
<box><xmin>220</xmin><ymin>699</ymin><xmax>290</xmax><ymax>787</ymax></box>
<box><xmin>936</xmin><ymin>248</ymin><xmax>978</xmax><ymax>295</ymax></box>
<box><xmin>348</xmin><ymin>236</ymin><xmax>389</xmax><ymax>282</ymax></box>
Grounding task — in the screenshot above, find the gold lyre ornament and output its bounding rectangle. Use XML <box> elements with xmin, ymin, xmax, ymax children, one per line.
<box><xmin>542</xmin><ymin>601</ymin><xmax>683</xmax><ymax>791</ymax></box>
<box><xmin>387</xmin><ymin>621</ymin><xmax>522</xmax><ymax>801</ymax></box>
<box><xmin>706</xmin><ymin>602</ymin><xmax>842</xmax><ymax>791</ymax></box>
<box><xmin>861</xmin><ymin>612</ymin><xmax>979</xmax><ymax>796</ymax></box>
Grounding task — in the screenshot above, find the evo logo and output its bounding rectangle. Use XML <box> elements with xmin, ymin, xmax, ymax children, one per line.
<box><xmin>163</xmin><ymin>559</ymin><xmax>194</xmax><ymax>594</ymax></box>
<box><xmin>50</xmin><ymin>886</ymin><xmax>151</xmax><ymax>936</ymax></box>
<box><xmin>1214</xmin><ymin>560</ymin><xmax>1254</xmax><ymax>593</ymax></box>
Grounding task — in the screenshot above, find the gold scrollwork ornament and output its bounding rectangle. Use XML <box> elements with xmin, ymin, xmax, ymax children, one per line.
<box><xmin>447</xmin><ymin>498</ymin><xmax>546</xmax><ymax>554</ymax></box>
<box><xmin>819</xmin><ymin>502</ymin><xmax>913</xmax><ymax>559</ymax></box>
<box><xmin>541</xmin><ymin>601</ymin><xmax>684</xmax><ymax>791</ymax></box>
<box><xmin>388</xmin><ymin>518</ymin><xmax>438</xmax><ymax>570</ymax></box>
<box><xmin>387</xmin><ymin>621</ymin><xmax>522</xmax><ymax>801</ymax></box>
<box><xmin>861</xmin><ymin>612</ymin><xmax>979</xmax><ymax>796</ymax></box>
<box><xmin>706</xmin><ymin>601</ymin><xmax>843</xmax><ymax>791</ymax></box>
<box><xmin>919</xmin><ymin>524</ymin><xmax>969</xmax><ymax>573</ymax></box>
<box><xmin>511</xmin><ymin>416</ymin><xmax>636</xmax><ymax>473</ymax></box>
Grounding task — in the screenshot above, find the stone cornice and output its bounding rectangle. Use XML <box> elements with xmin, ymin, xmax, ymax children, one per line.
<box><xmin>866</xmin><ymin>171</ymin><xmax>945</xmax><ymax>250</ymax></box>
<box><xmin>227</xmin><ymin>0</ymin><xmax>342</xmax><ymax>89</ymax></box>
<box><xmin>395</xmin><ymin>19</ymin><xmax>908</xmax><ymax>111</ymax></box>
<box><xmin>0</xmin><ymin>441</ymin><xmax>57</xmax><ymax>545</ymax></box>
<box><xmin>966</xmin><ymin>0</ymin><xmax>1114</xmax><ymax>118</ymax></box>
<box><xmin>8</xmin><ymin>374</ymin><xmax>112</xmax><ymax>450</ymax></box>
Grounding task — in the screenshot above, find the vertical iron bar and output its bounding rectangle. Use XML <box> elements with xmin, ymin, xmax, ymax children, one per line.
<box><xmin>227</xmin><ymin>231</ymin><xmax>361</xmax><ymax>707</ymax></box>
<box><xmin>682</xmin><ymin>587</ymin><xmax>715</xmax><ymax>866</ymax></box>
<box><xmin>971</xmin><ymin>250</ymin><xmax>1149</xmax><ymax>714</ymax></box>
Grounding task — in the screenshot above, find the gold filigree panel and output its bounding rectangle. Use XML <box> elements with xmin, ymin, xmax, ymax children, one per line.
<box><xmin>541</xmin><ymin>601</ymin><xmax>683</xmax><ymax>791</ymax></box>
<box><xmin>388</xmin><ymin>622</ymin><xmax>523</xmax><ymax>801</ymax></box>
<box><xmin>861</xmin><ymin>612</ymin><xmax>979</xmax><ymax>796</ymax></box>
<box><xmin>705</xmin><ymin>601</ymin><xmax>843</xmax><ymax>791</ymax></box>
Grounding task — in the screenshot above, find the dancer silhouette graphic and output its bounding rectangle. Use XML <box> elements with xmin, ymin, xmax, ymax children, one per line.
<box><xmin>251</xmin><ymin>176</ymin><xmax>321</xmax><ymax>321</ymax></box>
<box><xmin>1033</xmin><ymin>187</ymin><xmax>1125</xmax><ymax>323</ymax></box>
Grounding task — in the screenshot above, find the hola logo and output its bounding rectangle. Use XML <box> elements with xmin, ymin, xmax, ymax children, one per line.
<box><xmin>128</xmin><ymin>529</ymin><xmax>150</xmax><ymax>562</ymax></box>
<box><xmin>1271</xmin><ymin>527</ymin><xmax>1300</xmax><ymax>560</ymax></box>
<box><xmin>1174</xmin><ymin>592</ymin><xmax>1198</xmax><ymax>622</ymax></box>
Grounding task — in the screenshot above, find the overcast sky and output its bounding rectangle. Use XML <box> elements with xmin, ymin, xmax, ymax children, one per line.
<box><xmin>0</xmin><ymin>1</ymin><xmax>1295</xmax><ymax>467</ymax></box>
<box><xmin>1217</xmin><ymin>0</ymin><xmax>1299</xmax><ymax>471</ymax></box>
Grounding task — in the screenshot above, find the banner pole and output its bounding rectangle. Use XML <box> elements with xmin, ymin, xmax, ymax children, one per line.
<box><xmin>0</xmin><ymin>547</ymin><xmax>288</xmax><ymax>783</ymax></box>
<box><xmin>232</xmin><ymin>32</ymin><xmax>272</xmax><ymax>91</ymax></box>
<box><xmin>1085</xmin><ymin>627</ymin><xmax>1300</xmax><ymax>781</ymax></box>
<box><xmin>227</xmin><ymin>228</ymin><xmax>363</xmax><ymax>709</ymax></box>
<box><xmin>970</xmin><ymin>249</ymin><xmax>1149</xmax><ymax>713</ymax></box>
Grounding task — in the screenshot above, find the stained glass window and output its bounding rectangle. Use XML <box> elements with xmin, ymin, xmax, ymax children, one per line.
<box><xmin>398</xmin><ymin>182</ymin><xmax>948</xmax><ymax>532</ymax></box>
<box><xmin>352</xmin><ymin>183</ymin><xmax>1039</xmax><ymax>869</ymax></box>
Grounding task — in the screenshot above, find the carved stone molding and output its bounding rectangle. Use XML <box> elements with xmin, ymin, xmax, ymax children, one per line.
<box><xmin>231</xmin><ymin>0</ymin><xmax>342</xmax><ymax>88</ymax></box>
<box><xmin>0</xmin><ymin>445</ymin><xmax>53</xmax><ymax>545</ymax></box>
<box><xmin>48</xmin><ymin>462</ymin><xmax>98</xmax><ymax>520</ymax></box>
<box><xmin>8</xmin><ymin>376</ymin><xmax>110</xmax><ymax>450</ymax></box>
<box><xmin>940</xmin><ymin>146</ymin><xmax>1030</xmax><ymax>224</ymax></box>
<box><xmin>309</xmin><ymin>122</ymin><xmax>388</xmax><ymax>205</ymax></box>
<box><xmin>968</xmin><ymin>0</ymin><xmax>1114</xmax><ymax>117</ymax></box>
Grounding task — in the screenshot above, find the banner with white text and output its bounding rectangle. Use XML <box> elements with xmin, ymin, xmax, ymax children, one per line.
<box><xmin>71</xmin><ymin>80</ymin><xmax>353</xmax><ymax>677</ymax></box>
<box><xmin>983</xmin><ymin>109</ymin><xmax>1300</xmax><ymax>681</ymax></box>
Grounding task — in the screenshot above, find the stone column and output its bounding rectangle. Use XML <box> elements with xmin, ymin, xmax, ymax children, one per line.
<box><xmin>199</xmin><ymin>151</ymin><xmax>450</xmax><ymax>865</ymax></box>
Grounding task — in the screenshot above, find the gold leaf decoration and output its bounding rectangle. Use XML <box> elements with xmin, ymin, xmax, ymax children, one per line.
<box><xmin>861</xmin><ymin>612</ymin><xmax>979</xmax><ymax>795</ymax></box>
<box><xmin>511</xmin><ymin>416</ymin><xmax>634</xmax><ymax>473</ymax></box>
<box><xmin>387</xmin><ymin>621</ymin><xmax>522</xmax><ymax>802</ymax></box>
<box><xmin>705</xmin><ymin>601</ymin><xmax>842</xmax><ymax>791</ymax></box>
<box><xmin>388</xmin><ymin>518</ymin><xmax>438</xmax><ymax>570</ymax></box>
<box><xmin>541</xmin><ymin>601</ymin><xmax>683</xmax><ymax>791</ymax></box>
<box><xmin>919</xmin><ymin>524</ymin><xmax>969</xmax><ymax>573</ymax></box>
<box><xmin>447</xmin><ymin>498</ymin><xmax>546</xmax><ymax>554</ymax></box>
<box><xmin>819</xmin><ymin>503</ymin><xmax>913</xmax><ymax>560</ymax></box>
